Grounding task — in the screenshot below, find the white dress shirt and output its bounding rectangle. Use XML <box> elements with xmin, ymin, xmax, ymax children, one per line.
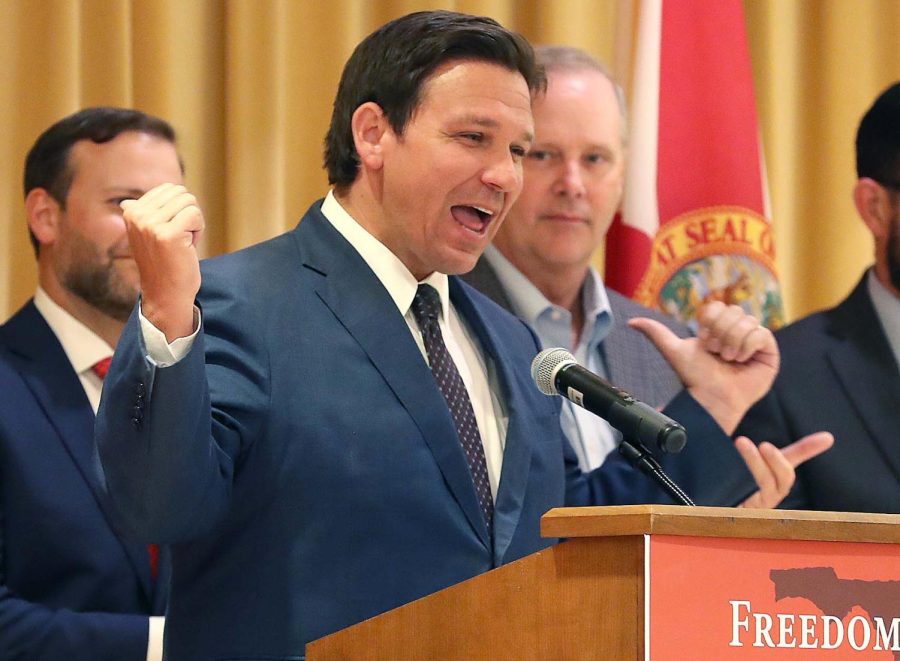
<box><xmin>33</xmin><ymin>287</ymin><xmax>114</xmax><ymax>414</ymax></box>
<box><xmin>867</xmin><ymin>268</ymin><xmax>900</xmax><ymax>371</ymax></box>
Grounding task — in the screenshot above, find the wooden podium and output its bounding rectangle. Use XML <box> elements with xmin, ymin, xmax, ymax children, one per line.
<box><xmin>306</xmin><ymin>505</ymin><xmax>900</xmax><ymax>660</ymax></box>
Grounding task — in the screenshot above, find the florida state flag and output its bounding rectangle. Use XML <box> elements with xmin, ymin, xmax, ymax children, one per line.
<box><xmin>607</xmin><ymin>0</ymin><xmax>784</xmax><ymax>329</ymax></box>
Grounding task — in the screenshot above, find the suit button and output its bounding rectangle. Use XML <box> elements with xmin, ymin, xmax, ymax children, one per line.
<box><xmin>131</xmin><ymin>417</ymin><xmax>142</xmax><ymax>429</ymax></box>
<box><xmin>136</xmin><ymin>382</ymin><xmax>146</xmax><ymax>397</ymax></box>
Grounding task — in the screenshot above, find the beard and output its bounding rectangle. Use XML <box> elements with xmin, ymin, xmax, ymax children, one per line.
<box><xmin>55</xmin><ymin>229</ymin><xmax>138</xmax><ymax>323</ymax></box>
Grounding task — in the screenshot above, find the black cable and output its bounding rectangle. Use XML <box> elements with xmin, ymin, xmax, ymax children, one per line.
<box><xmin>618</xmin><ymin>439</ymin><xmax>696</xmax><ymax>506</ymax></box>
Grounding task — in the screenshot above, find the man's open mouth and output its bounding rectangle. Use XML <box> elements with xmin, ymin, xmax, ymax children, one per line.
<box><xmin>451</xmin><ymin>205</ymin><xmax>495</xmax><ymax>233</ymax></box>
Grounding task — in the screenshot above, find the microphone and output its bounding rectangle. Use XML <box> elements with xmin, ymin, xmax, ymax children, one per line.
<box><xmin>531</xmin><ymin>347</ymin><xmax>687</xmax><ymax>454</ymax></box>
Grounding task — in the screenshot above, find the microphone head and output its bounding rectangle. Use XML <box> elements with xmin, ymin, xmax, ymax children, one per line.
<box><xmin>530</xmin><ymin>347</ymin><xmax>576</xmax><ymax>396</ymax></box>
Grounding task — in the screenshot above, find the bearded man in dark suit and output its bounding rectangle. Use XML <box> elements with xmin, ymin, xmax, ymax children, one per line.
<box><xmin>1</xmin><ymin>107</ymin><xmax>176</xmax><ymax>660</ymax></box>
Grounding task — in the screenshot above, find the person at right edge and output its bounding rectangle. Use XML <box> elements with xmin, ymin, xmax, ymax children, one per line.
<box><xmin>738</xmin><ymin>82</ymin><xmax>900</xmax><ymax>513</ymax></box>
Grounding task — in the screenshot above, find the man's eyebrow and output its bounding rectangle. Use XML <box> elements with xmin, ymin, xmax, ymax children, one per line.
<box><xmin>451</xmin><ymin>114</ymin><xmax>500</xmax><ymax>128</ymax></box>
<box><xmin>102</xmin><ymin>187</ymin><xmax>146</xmax><ymax>198</ymax></box>
<box><xmin>449</xmin><ymin>115</ymin><xmax>533</xmax><ymax>143</ymax></box>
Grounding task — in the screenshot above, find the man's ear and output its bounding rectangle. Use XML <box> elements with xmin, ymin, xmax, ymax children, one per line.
<box><xmin>351</xmin><ymin>102</ymin><xmax>390</xmax><ymax>172</ymax></box>
<box><xmin>25</xmin><ymin>188</ymin><xmax>62</xmax><ymax>248</ymax></box>
<box><xmin>853</xmin><ymin>177</ymin><xmax>895</xmax><ymax>240</ymax></box>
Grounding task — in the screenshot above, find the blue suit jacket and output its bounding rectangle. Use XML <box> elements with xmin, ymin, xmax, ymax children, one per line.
<box><xmin>0</xmin><ymin>302</ymin><xmax>167</xmax><ymax>661</ymax></box>
<box><xmin>97</xmin><ymin>201</ymin><xmax>754</xmax><ymax>659</ymax></box>
<box><xmin>737</xmin><ymin>274</ymin><xmax>900</xmax><ymax>513</ymax></box>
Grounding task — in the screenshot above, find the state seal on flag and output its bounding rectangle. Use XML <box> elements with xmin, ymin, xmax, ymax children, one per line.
<box><xmin>632</xmin><ymin>206</ymin><xmax>785</xmax><ymax>330</ymax></box>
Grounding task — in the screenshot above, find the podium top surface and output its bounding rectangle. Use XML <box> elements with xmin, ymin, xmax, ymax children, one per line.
<box><xmin>541</xmin><ymin>505</ymin><xmax>900</xmax><ymax>544</ymax></box>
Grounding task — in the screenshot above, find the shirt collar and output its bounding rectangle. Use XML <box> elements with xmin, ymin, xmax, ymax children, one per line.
<box><xmin>867</xmin><ymin>268</ymin><xmax>900</xmax><ymax>367</ymax></box>
<box><xmin>482</xmin><ymin>244</ymin><xmax>550</xmax><ymax>325</ymax></box>
<box><xmin>320</xmin><ymin>191</ymin><xmax>451</xmax><ymax>319</ymax></box>
<box><xmin>481</xmin><ymin>244</ymin><xmax>614</xmax><ymax>352</ymax></box>
<box><xmin>579</xmin><ymin>267</ymin><xmax>615</xmax><ymax>347</ymax></box>
<box><xmin>33</xmin><ymin>287</ymin><xmax>114</xmax><ymax>375</ymax></box>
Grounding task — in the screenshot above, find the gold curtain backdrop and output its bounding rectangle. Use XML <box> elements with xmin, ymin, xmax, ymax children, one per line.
<box><xmin>1</xmin><ymin>0</ymin><xmax>898</xmax><ymax>322</ymax></box>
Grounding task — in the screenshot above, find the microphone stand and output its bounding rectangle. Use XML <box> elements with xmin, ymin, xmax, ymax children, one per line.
<box><xmin>618</xmin><ymin>438</ymin><xmax>696</xmax><ymax>506</ymax></box>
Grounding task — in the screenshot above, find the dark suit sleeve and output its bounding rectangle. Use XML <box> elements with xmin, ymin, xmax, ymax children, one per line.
<box><xmin>0</xmin><ymin>586</ymin><xmax>150</xmax><ymax>661</ymax></box>
<box><xmin>0</xmin><ymin>491</ymin><xmax>149</xmax><ymax>660</ymax></box>
<box><xmin>736</xmin><ymin>391</ymin><xmax>811</xmax><ymax>509</ymax></box>
<box><xmin>565</xmin><ymin>390</ymin><xmax>757</xmax><ymax>507</ymax></box>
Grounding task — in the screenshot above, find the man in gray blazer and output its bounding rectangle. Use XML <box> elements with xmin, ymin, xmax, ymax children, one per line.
<box><xmin>463</xmin><ymin>46</ymin><xmax>829</xmax><ymax>482</ymax></box>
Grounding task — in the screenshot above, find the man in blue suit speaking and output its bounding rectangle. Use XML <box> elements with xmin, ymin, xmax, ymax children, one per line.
<box><xmin>1</xmin><ymin>108</ymin><xmax>176</xmax><ymax>660</ymax></box>
<box><xmin>95</xmin><ymin>11</ymin><xmax>827</xmax><ymax>659</ymax></box>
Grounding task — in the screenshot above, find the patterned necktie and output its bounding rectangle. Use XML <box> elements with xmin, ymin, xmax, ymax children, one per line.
<box><xmin>91</xmin><ymin>356</ymin><xmax>160</xmax><ymax>581</ymax></box>
<box><xmin>410</xmin><ymin>284</ymin><xmax>493</xmax><ymax>535</ymax></box>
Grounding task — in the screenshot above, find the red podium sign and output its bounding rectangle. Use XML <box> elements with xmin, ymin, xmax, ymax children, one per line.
<box><xmin>649</xmin><ymin>535</ymin><xmax>900</xmax><ymax>659</ymax></box>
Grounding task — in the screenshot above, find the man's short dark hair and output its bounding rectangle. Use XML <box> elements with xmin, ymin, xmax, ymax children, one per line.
<box><xmin>323</xmin><ymin>10</ymin><xmax>545</xmax><ymax>193</ymax></box>
<box><xmin>24</xmin><ymin>106</ymin><xmax>178</xmax><ymax>254</ymax></box>
<box><xmin>856</xmin><ymin>82</ymin><xmax>900</xmax><ymax>188</ymax></box>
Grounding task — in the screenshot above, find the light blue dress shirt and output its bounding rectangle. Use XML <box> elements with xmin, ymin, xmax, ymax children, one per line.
<box><xmin>482</xmin><ymin>245</ymin><xmax>621</xmax><ymax>470</ymax></box>
<box><xmin>867</xmin><ymin>268</ymin><xmax>900</xmax><ymax>371</ymax></box>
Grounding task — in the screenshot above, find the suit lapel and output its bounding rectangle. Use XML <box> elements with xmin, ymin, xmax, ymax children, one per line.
<box><xmin>294</xmin><ymin>211</ymin><xmax>491</xmax><ymax>549</ymax></box>
<box><xmin>602</xmin><ymin>301</ymin><xmax>662</xmax><ymax>400</ymax></box>
<box><xmin>450</xmin><ymin>279</ymin><xmax>533</xmax><ymax>564</ymax></box>
<box><xmin>0</xmin><ymin>303</ymin><xmax>156</xmax><ymax>602</ymax></box>
<box><xmin>826</xmin><ymin>279</ymin><xmax>900</xmax><ymax>481</ymax></box>
<box><xmin>603</xmin><ymin>292</ymin><xmax>684</xmax><ymax>407</ymax></box>
<box><xmin>602</xmin><ymin>320</ymin><xmax>635</xmax><ymax>388</ymax></box>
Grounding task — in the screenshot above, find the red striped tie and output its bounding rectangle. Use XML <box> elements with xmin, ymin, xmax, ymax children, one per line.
<box><xmin>92</xmin><ymin>356</ymin><xmax>159</xmax><ymax>580</ymax></box>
